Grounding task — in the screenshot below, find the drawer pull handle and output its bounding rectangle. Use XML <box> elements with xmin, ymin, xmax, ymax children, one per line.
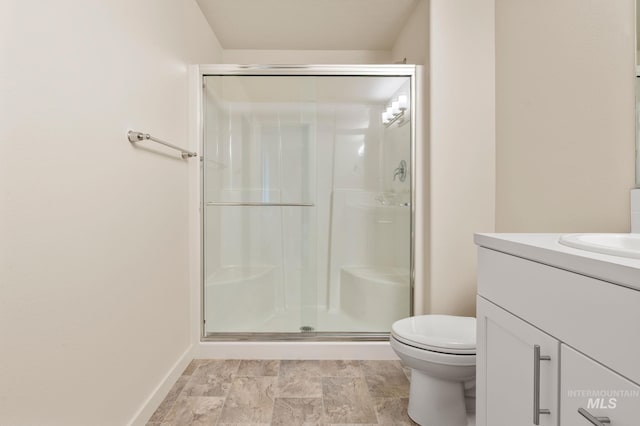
<box><xmin>533</xmin><ymin>345</ymin><xmax>551</xmax><ymax>424</ymax></box>
<box><xmin>578</xmin><ymin>408</ymin><xmax>611</xmax><ymax>425</ymax></box>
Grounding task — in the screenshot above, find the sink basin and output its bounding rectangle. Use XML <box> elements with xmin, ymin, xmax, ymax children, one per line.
<box><xmin>558</xmin><ymin>233</ymin><xmax>640</xmax><ymax>259</ymax></box>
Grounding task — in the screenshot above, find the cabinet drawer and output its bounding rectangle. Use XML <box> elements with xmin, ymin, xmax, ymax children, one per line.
<box><xmin>478</xmin><ymin>247</ymin><xmax>640</xmax><ymax>385</ymax></box>
<box><xmin>561</xmin><ymin>345</ymin><xmax>640</xmax><ymax>426</ymax></box>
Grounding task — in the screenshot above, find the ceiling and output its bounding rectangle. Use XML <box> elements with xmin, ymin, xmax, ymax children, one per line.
<box><xmin>195</xmin><ymin>0</ymin><xmax>420</xmax><ymax>50</ymax></box>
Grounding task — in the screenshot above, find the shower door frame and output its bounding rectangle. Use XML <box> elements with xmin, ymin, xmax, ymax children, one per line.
<box><xmin>195</xmin><ymin>64</ymin><xmax>421</xmax><ymax>342</ymax></box>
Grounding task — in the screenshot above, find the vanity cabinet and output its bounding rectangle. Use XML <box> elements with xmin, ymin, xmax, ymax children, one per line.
<box><xmin>475</xmin><ymin>239</ymin><xmax>640</xmax><ymax>426</ymax></box>
<box><xmin>561</xmin><ymin>345</ymin><xmax>640</xmax><ymax>426</ymax></box>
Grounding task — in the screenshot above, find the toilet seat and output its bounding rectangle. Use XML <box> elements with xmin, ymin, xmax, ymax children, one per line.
<box><xmin>390</xmin><ymin>335</ymin><xmax>476</xmax><ymax>367</ymax></box>
<box><xmin>391</xmin><ymin>315</ymin><xmax>476</xmax><ymax>355</ymax></box>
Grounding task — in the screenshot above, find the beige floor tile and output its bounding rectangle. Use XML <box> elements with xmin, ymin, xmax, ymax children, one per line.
<box><xmin>148</xmin><ymin>376</ymin><xmax>189</xmax><ymax>422</ymax></box>
<box><xmin>320</xmin><ymin>360</ymin><xmax>363</xmax><ymax>377</ymax></box>
<box><xmin>217</xmin><ymin>423</ymin><xmax>270</xmax><ymax>426</ymax></box>
<box><xmin>280</xmin><ymin>360</ymin><xmax>323</xmax><ymax>376</ymax></box>
<box><xmin>374</xmin><ymin>397</ymin><xmax>418</xmax><ymax>425</ymax></box>
<box><xmin>151</xmin><ymin>358</ymin><xmax>427</xmax><ymax>426</ymax></box>
<box><xmin>278</xmin><ymin>376</ymin><xmax>322</xmax><ymax>398</ymax></box>
<box><xmin>195</xmin><ymin>359</ymin><xmax>241</xmax><ymax>377</ymax></box>
<box><xmin>237</xmin><ymin>360</ymin><xmax>280</xmax><ymax>377</ymax></box>
<box><xmin>182</xmin><ymin>359</ymin><xmax>240</xmax><ymax>397</ymax></box>
<box><xmin>322</xmin><ymin>377</ymin><xmax>377</xmax><ymax>424</ymax></box>
<box><xmin>163</xmin><ymin>396</ymin><xmax>225</xmax><ymax>425</ymax></box>
<box><xmin>181</xmin><ymin>359</ymin><xmax>202</xmax><ymax>376</ymax></box>
<box><xmin>360</xmin><ymin>360</ymin><xmax>403</xmax><ymax>375</ymax></box>
<box><xmin>401</xmin><ymin>366</ymin><xmax>411</xmax><ymax>382</ymax></box>
<box><xmin>326</xmin><ymin>424</ymin><xmax>379</xmax><ymax>426</ymax></box>
<box><xmin>218</xmin><ymin>376</ymin><xmax>277</xmax><ymax>423</ymax></box>
<box><xmin>277</xmin><ymin>360</ymin><xmax>323</xmax><ymax>397</ymax></box>
<box><xmin>271</xmin><ymin>397</ymin><xmax>324</xmax><ymax>425</ymax></box>
<box><xmin>360</xmin><ymin>361</ymin><xmax>410</xmax><ymax>398</ymax></box>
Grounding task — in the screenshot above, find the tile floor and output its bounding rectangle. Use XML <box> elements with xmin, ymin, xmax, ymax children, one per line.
<box><xmin>148</xmin><ymin>359</ymin><xmax>475</xmax><ymax>426</ymax></box>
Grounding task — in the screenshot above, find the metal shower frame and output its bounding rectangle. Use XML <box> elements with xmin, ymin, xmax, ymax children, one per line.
<box><xmin>195</xmin><ymin>64</ymin><xmax>419</xmax><ymax>342</ymax></box>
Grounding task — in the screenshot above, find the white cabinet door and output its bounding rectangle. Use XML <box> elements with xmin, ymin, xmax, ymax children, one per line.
<box><xmin>477</xmin><ymin>297</ymin><xmax>560</xmax><ymax>426</ymax></box>
<box><xmin>561</xmin><ymin>345</ymin><xmax>640</xmax><ymax>426</ymax></box>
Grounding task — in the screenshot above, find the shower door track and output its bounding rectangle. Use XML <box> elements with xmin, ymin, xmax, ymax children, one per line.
<box><xmin>203</xmin><ymin>332</ymin><xmax>392</xmax><ymax>342</ymax></box>
<box><xmin>197</xmin><ymin>64</ymin><xmax>419</xmax><ymax>342</ymax></box>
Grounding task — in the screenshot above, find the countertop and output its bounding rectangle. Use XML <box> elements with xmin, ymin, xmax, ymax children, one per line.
<box><xmin>474</xmin><ymin>233</ymin><xmax>640</xmax><ymax>291</ymax></box>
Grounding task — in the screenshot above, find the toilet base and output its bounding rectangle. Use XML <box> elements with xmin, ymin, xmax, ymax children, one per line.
<box><xmin>408</xmin><ymin>369</ymin><xmax>467</xmax><ymax>426</ymax></box>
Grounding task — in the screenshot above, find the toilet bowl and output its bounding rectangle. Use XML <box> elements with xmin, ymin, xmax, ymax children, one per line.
<box><xmin>390</xmin><ymin>315</ymin><xmax>476</xmax><ymax>426</ymax></box>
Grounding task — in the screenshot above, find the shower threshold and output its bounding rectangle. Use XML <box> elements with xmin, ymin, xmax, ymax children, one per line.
<box><xmin>203</xmin><ymin>309</ymin><xmax>393</xmax><ymax>341</ymax></box>
<box><xmin>203</xmin><ymin>331</ymin><xmax>391</xmax><ymax>342</ymax></box>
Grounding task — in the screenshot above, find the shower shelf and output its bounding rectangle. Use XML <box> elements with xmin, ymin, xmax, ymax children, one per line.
<box><xmin>206</xmin><ymin>202</ymin><xmax>315</xmax><ymax>207</ymax></box>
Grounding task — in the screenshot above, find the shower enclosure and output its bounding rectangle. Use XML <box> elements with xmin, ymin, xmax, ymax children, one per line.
<box><xmin>200</xmin><ymin>65</ymin><xmax>416</xmax><ymax>340</ymax></box>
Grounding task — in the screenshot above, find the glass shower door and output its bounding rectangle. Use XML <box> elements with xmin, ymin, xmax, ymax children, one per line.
<box><xmin>201</xmin><ymin>70</ymin><xmax>414</xmax><ymax>339</ymax></box>
<box><xmin>202</xmin><ymin>76</ymin><xmax>317</xmax><ymax>335</ymax></box>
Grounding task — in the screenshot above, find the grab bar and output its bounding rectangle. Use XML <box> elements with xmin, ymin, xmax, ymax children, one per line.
<box><xmin>128</xmin><ymin>130</ymin><xmax>197</xmax><ymax>159</ymax></box>
<box><xmin>206</xmin><ymin>202</ymin><xmax>314</xmax><ymax>207</ymax></box>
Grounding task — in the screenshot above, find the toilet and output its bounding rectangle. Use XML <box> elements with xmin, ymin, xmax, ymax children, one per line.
<box><xmin>390</xmin><ymin>315</ymin><xmax>476</xmax><ymax>426</ymax></box>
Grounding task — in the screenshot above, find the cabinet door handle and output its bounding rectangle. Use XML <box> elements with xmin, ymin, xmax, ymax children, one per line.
<box><xmin>578</xmin><ymin>408</ymin><xmax>611</xmax><ymax>425</ymax></box>
<box><xmin>533</xmin><ymin>345</ymin><xmax>551</xmax><ymax>425</ymax></box>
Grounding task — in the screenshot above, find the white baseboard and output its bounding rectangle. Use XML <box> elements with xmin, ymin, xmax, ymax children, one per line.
<box><xmin>127</xmin><ymin>345</ymin><xmax>196</xmax><ymax>426</ymax></box>
<box><xmin>197</xmin><ymin>341</ymin><xmax>399</xmax><ymax>360</ymax></box>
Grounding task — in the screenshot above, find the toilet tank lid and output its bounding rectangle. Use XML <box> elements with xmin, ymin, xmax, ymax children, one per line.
<box><xmin>391</xmin><ymin>315</ymin><xmax>476</xmax><ymax>351</ymax></box>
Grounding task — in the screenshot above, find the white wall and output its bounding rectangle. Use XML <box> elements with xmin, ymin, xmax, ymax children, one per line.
<box><xmin>391</xmin><ymin>0</ymin><xmax>496</xmax><ymax>317</ymax></box>
<box><xmin>0</xmin><ymin>1</ymin><xmax>221</xmax><ymax>424</ymax></box>
<box><xmin>223</xmin><ymin>49</ymin><xmax>391</xmax><ymax>64</ymax></box>
<box><xmin>429</xmin><ymin>0</ymin><xmax>496</xmax><ymax>316</ymax></box>
<box><xmin>496</xmin><ymin>0</ymin><xmax>636</xmax><ymax>233</ymax></box>
<box><xmin>391</xmin><ymin>0</ymin><xmax>429</xmax><ymax>65</ymax></box>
